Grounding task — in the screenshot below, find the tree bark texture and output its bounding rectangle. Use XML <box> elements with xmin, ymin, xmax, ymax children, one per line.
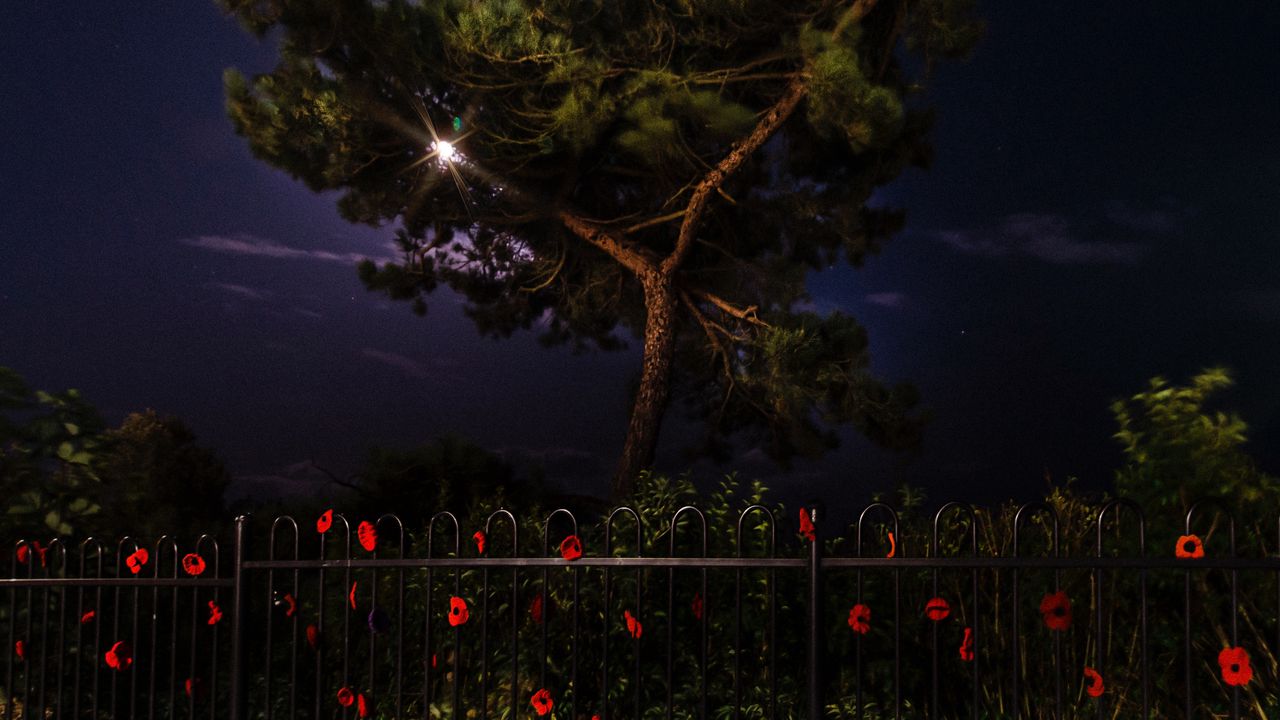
<box><xmin>612</xmin><ymin>275</ymin><xmax>679</xmax><ymax>496</ymax></box>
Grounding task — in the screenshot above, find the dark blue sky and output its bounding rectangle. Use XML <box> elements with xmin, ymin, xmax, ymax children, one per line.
<box><xmin>2</xmin><ymin>2</ymin><xmax>1278</xmax><ymax>503</ymax></box>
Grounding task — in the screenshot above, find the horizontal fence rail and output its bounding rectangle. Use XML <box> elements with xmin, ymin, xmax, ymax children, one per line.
<box><xmin>3</xmin><ymin>499</ymin><xmax>1279</xmax><ymax>719</ymax></box>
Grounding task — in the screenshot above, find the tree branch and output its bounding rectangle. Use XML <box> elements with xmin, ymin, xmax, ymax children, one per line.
<box><xmin>691</xmin><ymin>289</ymin><xmax>770</xmax><ymax>327</ymax></box>
<box><xmin>558</xmin><ymin>210</ymin><xmax>660</xmax><ymax>278</ymax></box>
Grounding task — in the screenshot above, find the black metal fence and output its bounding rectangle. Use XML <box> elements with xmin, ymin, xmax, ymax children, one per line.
<box><xmin>4</xmin><ymin>500</ymin><xmax>1280</xmax><ymax>719</ymax></box>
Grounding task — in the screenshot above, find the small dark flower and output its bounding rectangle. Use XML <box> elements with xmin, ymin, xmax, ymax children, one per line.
<box><xmin>14</xmin><ymin>640</ymin><xmax>25</xmax><ymax>660</ymax></box>
<box><xmin>691</xmin><ymin>592</ymin><xmax>704</xmax><ymax>621</ymax></box>
<box><xmin>848</xmin><ymin>604</ymin><xmax>871</xmax><ymax>635</ymax></box>
<box><xmin>306</xmin><ymin>624</ymin><xmax>319</xmax><ymax>650</ymax></box>
<box><xmin>336</xmin><ymin>687</ymin><xmax>354</xmax><ymax>707</ymax></box>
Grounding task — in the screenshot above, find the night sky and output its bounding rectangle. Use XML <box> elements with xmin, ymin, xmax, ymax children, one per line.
<box><xmin>2</xmin><ymin>3</ymin><xmax>1278</xmax><ymax>505</ymax></box>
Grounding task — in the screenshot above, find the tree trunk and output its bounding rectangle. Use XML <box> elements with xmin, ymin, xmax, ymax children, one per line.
<box><xmin>612</xmin><ymin>275</ymin><xmax>679</xmax><ymax>496</ymax></box>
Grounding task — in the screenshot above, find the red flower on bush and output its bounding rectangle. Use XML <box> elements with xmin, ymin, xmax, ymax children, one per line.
<box><xmin>473</xmin><ymin>530</ymin><xmax>486</xmax><ymax>555</ymax></box>
<box><xmin>848</xmin><ymin>604</ymin><xmax>871</xmax><ymax>635</ymax></box>
<box><xmin>207</xmin><ymin>600</ymin><xmax>223</xmax><ymax>626</ymax></box>
<box><xmin>1040</xmin><ymin>590</ymin><xmax>1071</xmax><ymax>631</ymax></box>
<box><xmin>125</xmin><ymin>548</ymin><xmax>149</xmax><ymax>575</ymax></box>
<box><xmin>691</xmin><ymin>592</ymin><xmax>704</xmax><ymax>621</ymax></box>
<box><xmin>1218</xmin><ymin>646</ymin><xmax>1252</xmax><ymax>686</ymax></box>
<box><xmin>924</xmin><ymin>597</ymin><xmax>951</xmax><ymax>622</ymax></box>
<box><xmin>530</xmin><ymin>594</ymin><xmax>545</xmax><ymax>624</ymax></box>
<box><xmin>336</xmin><ymin>687</ymin><xmax>355</xmax><ymax>707</ymax></box>
<box><xmin>1083</xmin><ymin>666</ymin><xmax>1104</xmax><ymax>697</ymax></box>
<box><xmin>357</xmin><ymin>521</ymin><xmax>377</xmax><ymax>552</ymax></box>
<box><xmin>959</xmin><ymin>627</ymin><xmax>974</xmax><ymax>661</ymax></box>
<box><xmin>624</xmin><ymin>609</ymin><xmax>642</xmax><ymax>639</ymax></box>
<box><xmin>181</xmin><ymin>553</ymin><xmax>206</xmax><ymax>577</ymax></box>
<box><xmin>531</xmin><ymin>688</ymin><xmax>554</xmax><ymax>716</ymax></box>
<box><xmin>448</xmin><ymin>596</ymin><xmax>469</xmax><ymax>627</ymax></box>
<box><xmin>80</xmin><ymin>610</ymin><xmax>96</xmax><ymax>624</ymax></box>
<box><xmin>349</xmin><ymin>581</ymin><xmax>358</xmax><ymax>610</ymax></box>
<box><xmin>357</xmin><ymin>693</ymin><xmax>370</xmax><ymax>717</ymax></box>
<box><xmin>14</xmin><ymin>640</ymin><xmax>25</xmax><ymax>660</ymax></box>
<box><xmin>105</xmin><ymin>640</ymin><xmax>132</xmax><ymax>670</ymax></box>
<box><xmin>798</xmin><ymin>509</ymin><xmax>815</xmax><ymax>542</ymax></box>
<box><xmin>559</xmin><ymin>535</ymin><xmax>583</xmax><ymax>561</ymax></box>
<box><xmin>316</xmin><ymin>509</ymin><xmax>333</xmax><ymax>534</ymax></box>
<box><xmin>306</xmin><ymin>624</ymin><xmax>319</xmax><ymax>650</ymax></box>
<box><xmin>1175</xmin><ymin>534</ymin><xmax>1204</xmax><ymax>559</ymax></box>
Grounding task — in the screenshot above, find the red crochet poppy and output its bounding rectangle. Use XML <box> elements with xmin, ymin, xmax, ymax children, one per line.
<box><xmin>104</xmin><ymin>640</ymin><xmax>133</xmax><ymax>670</ymax></box>
<box><xmin>1175</xmin><ymin>534</ymin><xmax>1204</xmax><ymax>559</ymax></box>
<box><xmin>958</xmin><ymin>627</ymin><xmax>974</xmax><ymax>661</ymax></box>
<box><xmin>16</xmin><ymin>541</ymin><xmax>47</xmax><ymax>567</ymax></box>
<box><xmin>1218</xmin><ymin>646</ymin><xmax>1252</xmax><ymax>686</ymax></box>
<box><xmin>848</xmin><ymin>604</ymin><xmax>871</xmax><ymax>635</ymax></box>
<box><xmin>530</xmin><ymin>594</ymin><xmax>545</xmax><ymax>624</ymax></box>
<box><xmin>530</xmin><ymin>688</ymin><xmax>554</xmax><ymax>716</ymax></box>
<box><xmin>1083</xmin><ymin>667</ymin><xmax>1104</xmax><ymax>697</ymax></box>
<box><xmin>316</xmin><ymin>509</ymin><xmax>333</xmax><ymax>534</ymax></box>
<box><xmin>281</xmin><ymin>592</ymin><xmax>297</xmax><ymax>618</ymax></box>
<box><xmin>349</xmin><ymin>581</ymin><xmax>358</xmax><ymax>610</ymax></box>
<box><xmin>691</xmin><ymin>592</ymin><xmax>704</xmax><ymax>621</ymax></box>
<box><xmin>336</xmin><ymin>687</ymin><xmax>355</xmax><ymax>707</ymax></box>
<box><xmin>15</xmin><ymin>543</ymin><xmax>28</xmax><ymax>565</ymax></box>
<box><xmin>624</xmin><ymin>609</ymin><xmax>642</xmax><ymax>639</ymax></box>
<box><xmin>473</xmin><ymin>530</ymin><xmax>486</xmax><ymax>555</ymax></box>
<box><xmin>448</xmin><ymin>596</ymin><xmax>469</xmax><ymax>627</ymax></box>
<box><xmin>798</xmin><ymin>508</ymin><xmax>815</xmax><ymax>542</ymax></box>
<box><xmin>1040</xmin><ymin>590</ymin><xmax>1071</xmax><ymax>631</ymax></box>
<box><xmin>559</xmin><ymin>535</ymin><xmax>583</xmax><ymax>561</ymax></box>
<box><xmin>925</xmin><ymin>597</ymin><xmax>951</xmax><ymax>622</ymax></box>
<box><xmin>357</xmin><ymin>693</ymin><xmax>370</xmax><ymax>718</ymax></box>
<box><xmin>886</xmin><ymin>531</ymin><xmax>896</xmax><ymax>559</ymax></box>
<box><xmin>125</xmin><ymin>548</ymin><xmax>149</xmax><ymax>575</ymax></box>
<box><xmin>181</xmin><ymin>553</ymin><xmax>206</xmax><ymax>577</ymax></box>
<box><xmin>80</xmin><ymin>610</ymin><xmax>96</xmax><ymax>624</ymax></box>
<box><xmin>14</xmin><ymin>640</ymin><xmax>24</xmax><ymax>660</ymax></box>
<box><xmin>357</xmin><ymin>521</ymin><xmax>377</xmax><ymax>552</ymax></box>
<box><xmin>306</xmin><ymin>623</ymin><xmax>319</xmax><ymax>650</ymax></box>
<box><xmin>207</xmin><ymin>600</ymin><xmax>223</xmax><ymax>626</ymax></box>
<box><xmin>184</xmin><ymin>677</ymin><xmax>205</xmax><ymax>699</ymax></box>
<box><xmin>431</xmin><ymin>654</ymin><xmax>437</xmax><ymax>669</ymax></box>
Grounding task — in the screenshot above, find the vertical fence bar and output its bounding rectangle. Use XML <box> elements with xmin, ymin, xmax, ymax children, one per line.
<box><xmin>229</xmin><ymin>516</ymin><xmax>249</xmax><ymax>720</ymax></box>
<box><xmin>807</xmin><ymin>506</ymin><xmax>822</xmax><ymax>720</ymax></box>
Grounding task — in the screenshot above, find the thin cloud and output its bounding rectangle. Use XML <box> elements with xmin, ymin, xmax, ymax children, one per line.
<box><xmin>180</xmin><ymin>233</ymin><xmax>396</xmax><ymax>265</ymax></box>
<box><xmin>209</xmin><ymin>282</ymin><xmax>268</xmax><ymax>301</ymax></box>
<box><xmin>361</xmin><ymin>348</ymin><xmax>429</xmax><ymax>378</ymax></box>
<box><xmin>865</xmin><ymin>292</ymin><xmax>906</xmax><ymax>308</ymax></box>
<box><xmin>938</xmin><ymin>213</ymin><xmax>1145</xmax><ymax>265</ymax></box>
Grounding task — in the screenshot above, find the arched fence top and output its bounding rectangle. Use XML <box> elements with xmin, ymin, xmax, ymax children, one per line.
<box><xmin>1096</xmin><ymin>498</ymin><xmax>1146</xmax><ymax>557</ymax></box>
<box><xmin>541</xmin><ymin>508</ymin><xmax>578</xmax><ymax>555</ymax></box>
<box><xmin>736</xmin><ymin>504</ymin><xmax>776</xmax><ymax>558</ymax></box>
<box><xmin>373</xmin><ymin>513</ymin><xmax>406</xmax><ymax>558</ymax></box>
<box><xmin>932</xmin><ymin>501</ymin><xmax>978</xmax><ymax>557</ymax></box>
<box><xmin>855</xmin><ymin>502</ymin><xmax>900</xmax><ymax>557</ymax></box>
<box><xmin>669</xmin><ymin>505</ymin><xmax>708</xmax><ymax>556</ymax></box>
<box><xmin>484</xmin><ymin>508</ymin><xmax>519</xmax><ymax>557</ymax></box>
<box><xmin>323</xmin><ymin>511</ymin><xmax>354</xmax><ymax>559</ymax></box>
<box><xmin>268</xmin><ymin>515</ymin><xmax>299</xmax><ymax>562</ymax></box>
<box><xmin>1012</xmin><ymin>502</ymin><xmax>1060</xmax><ymax>558</ymax></box>
<box><xmin>605</xmin><ymin>505</ymin><xmax>642</xmax><ymax>557</ymax></box>
<box><xmin>426</xmin><ymin>510</ymin><xmax>460</xmax><ymax>557</ymax></box>
<box><xmin>1185</xmin><ymin>499</ymin><xmax>1237</xmax><ymax>556</ymax></box>
<box><xmin>150</xmin><ymin>535</ymin><xmax>180</xmax><ymax>579</ymax></box>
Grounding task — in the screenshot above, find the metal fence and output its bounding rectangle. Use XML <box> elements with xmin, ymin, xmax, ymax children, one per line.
<box><xmin>3</xmin><ymin>500</ymin><xmax>1280</xmax><ymax>719</ymax></box>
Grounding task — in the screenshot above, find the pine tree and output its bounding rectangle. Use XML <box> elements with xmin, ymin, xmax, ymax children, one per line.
<box><xmin>219</xmin><ymin>0</ymin><xmax>981</xmax><ymax>495</ymax></box>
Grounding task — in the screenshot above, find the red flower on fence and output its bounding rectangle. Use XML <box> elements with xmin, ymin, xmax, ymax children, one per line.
<box><xmin>624</xmin><ymin>609</ymin><xmax>642</xmax><ymax>639</ymax></box>
<box><xmin>181</xmin><ymin>553</ymin><xmax>206</xmax><ymax>577</ymax></box>
<box><xmin>208</xmin><ymin>600</ymin><xmax>223</xmax><ymax>626</ymax></box>
<box><xmin>1083</xmin><ymin>666</ymin><xmax>1104</xmax><ymax>697</ymax></box>
<box><xmin>316</xmin><ymin>509</ymin><xmax>333</xmax><ymax>534</ymax></box>
<box><xmin>80</xmin><ymin>610</ymin><xmax>95</xmax><ymax>624</ymax></box>
<box><xmin>357</xmin><ymin>693</ymin><xmax>370</xmax><ymax>718</ymax></box>
<box><xmin>105</xmin><ymin>640</ymin><xmax>132</xmax><ymax>670</ymax></box>
<box><xmin>959</xmin><ymin>627</ymin><xmax>974</xmax><ymax>661</ymax></box>
<box><xmin>559</xmin><ymin>535</ymin><xmax>583</xmax><ymax>561</ymax></box>
<box><xmin>125</xmin><ymin>548</ymin><xmax>149</xmax><ymax>575</ymax></box>
<box><xmin>531</xmin><ymin>688</ymin><xmax>554</xmax><ymax>716</ymax></box>
<box><xmin>185</xmin><ymin>677</ymin><xmax>205</xmax><ymax>700</ymax></box>
<box><xmin>473</xmin><ymin>530</ymin><xmax>486</xmax><ymax>555</ymax></box>
<box><xmin>357</xmin><ymin>521</ymin><xmax>377</xmax><ymax>552</ymax></box>
<box><xmin>336</xmin><ymin>687</ymin><xmax>355</xmax><ymax>707</ymax></box>
<box><xmin>692</xmin><ymin>592</ymin><xmax>704</xmax><ymax>621</ymax></box>
<box><xmin>306</xmin><ymin>623</ymin><xmax>319</xmax><ymax>650</ymax></box>
<box><xmin>448</xmin><ymin>596</ymin><xmax>469</xmax><ymax>627</ymax></box>
<box><xmin>15</xmin><ymin>543</ymin><xmax>28</xmax><ymax>565</ymax></box>
<box><xmin>925</xmin><ymin>597</ymin><xmax>951</xmax><ymax>622</ymax></box>
<box><xmin>1218</xmin><ymin>646</ymin><xmax>1252</xmax><ymax>686</ymax></box>
<box><xmin>279</xmin><ymin>592</ymin><xmax>297</xmax><ymax>618</ymax></box>
<box><xmin>798</xmin><ymin>509</ymin><xmax>815</xmax><ymax>542</ymax></box>
<box><xmin>886</xmin><ymin>532</ymin><xmax>896</xmax><ymax>559</ymax></box>
<box><xmin>1175</xmin><ymin>534</ymin><xmax>1204</xmax><ymax>559</ymax></box>
<box><xmin>14</xmin><ymin>640</ymin><xmax>24</xmax><ymax>660</ymax></box>
<box><xmin>16</xmin><ymin>541</ymin><xmax>47</xmax><ymax>567</ymax></box>
<box><xmin>1040</xmin><ymin>590</ymin><xmax>1072</xmax><ymax>631</ymax></box>
<box><xmin>848</xmin><ymin>604</ymin><xmax>871</xmax><ymax>635</ymax></box>
<box><xmin>349</xmin><ymin>581</ymin><xmax>358</xmax><ymax>610</ymax></box>
<box><xmin>530</xmin><ymin>594</ymin><xmax>545</xmax><ymax>624</ymax></box>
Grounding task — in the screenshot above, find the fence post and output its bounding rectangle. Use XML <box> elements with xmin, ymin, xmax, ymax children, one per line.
<box><xmin>807</xmin><ymin>506</ymin><xmax>824</xmax><ymax>720</ymax></box>
<box><xmin>229</xmin><ymin>515</ymin><xmax>250</xmax><ymax>720</ymax></box>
